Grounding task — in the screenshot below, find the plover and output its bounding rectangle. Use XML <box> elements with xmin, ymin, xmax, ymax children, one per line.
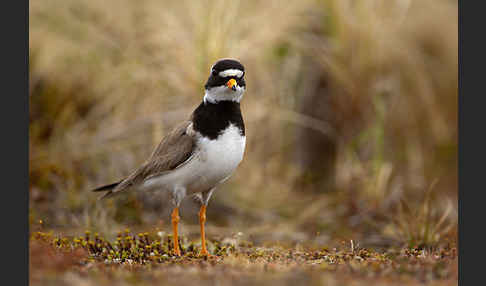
<box><xmin>92</xmin><ymin>58</ymin><xmax>246</xmax><ymax>256</ymax></box>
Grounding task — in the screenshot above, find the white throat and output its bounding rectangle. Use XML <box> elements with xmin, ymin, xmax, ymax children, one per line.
<box><xmin>203</xmin><ymin>86</ymin><xmax>245</xmax><ymax>104</ymax></box>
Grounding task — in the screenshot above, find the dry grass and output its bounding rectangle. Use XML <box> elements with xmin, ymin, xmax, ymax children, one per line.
<box><xmin>30</xmin><ymin>0</ymin><xmax>457</xmax><ymax>284</ymax></box>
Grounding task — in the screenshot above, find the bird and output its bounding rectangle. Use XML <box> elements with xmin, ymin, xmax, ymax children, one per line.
<box><xmin>92</xmin><ymin>58</ymin><xmax>246</xmax><ymax>257</ymax></box>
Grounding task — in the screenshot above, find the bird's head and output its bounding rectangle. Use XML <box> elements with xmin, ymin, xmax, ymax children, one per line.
<box><xmin>204</xmin><ymin>58</ymin><xmax>246</xmax><ymax>103</ymax></box>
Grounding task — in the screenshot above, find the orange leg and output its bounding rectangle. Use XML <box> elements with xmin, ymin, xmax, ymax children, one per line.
<box><xmin>199</xmin><ymin>205</ymin><xmax>209</xmax><ymax>256</ymax></box>
<box><xmin>171</xmin><ymin>208</ymin><xmax>181</xmax><ymax>256</ymax></box>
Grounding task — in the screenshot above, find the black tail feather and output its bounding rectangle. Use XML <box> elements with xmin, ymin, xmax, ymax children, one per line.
<box><xmin>92</xmin><ymin>181</ymin><xmax>121</xmax><ymax>192</ymax></box>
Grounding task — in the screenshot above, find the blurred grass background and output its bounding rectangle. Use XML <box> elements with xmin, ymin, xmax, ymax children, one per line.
<box><xmin>29</xmin><ymin>0</ymin><xmax>457</xmax><ymax>249</ymax></box>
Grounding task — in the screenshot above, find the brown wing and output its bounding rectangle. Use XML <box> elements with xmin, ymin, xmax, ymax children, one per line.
<box><xmin>144</xmin><ymin>120</ymin><xmax>195</xmax><ymax>174</ymax></box>
<box><xmin>102</xmin><ymin>120</ymin><xmax>196</xmax><ymax>198</ymax></box>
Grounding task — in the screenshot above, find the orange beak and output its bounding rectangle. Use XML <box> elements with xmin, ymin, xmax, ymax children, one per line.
<box><xmin>226</xmin><ymin>79</ymin><xmax>237</xmax><ymax>91</ymax></box>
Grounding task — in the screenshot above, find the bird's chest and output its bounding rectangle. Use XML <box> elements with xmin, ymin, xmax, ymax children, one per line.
<box><xmin>195</xmin><ymin>124</ymin><xmax>246</xmax><ymax>183</ymax></box>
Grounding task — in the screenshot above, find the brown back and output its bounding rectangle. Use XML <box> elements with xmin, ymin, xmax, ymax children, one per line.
<box><xmin>108</xmin><ymin>120</ymin><xmax>196</xmax><ymax>196</ymax></box>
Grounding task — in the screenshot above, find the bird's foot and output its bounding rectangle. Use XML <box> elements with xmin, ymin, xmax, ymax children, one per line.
<box><xmin>198</xmin><ymin>249</ymin><xmax>214</xmax><ymax>258</ymax></box>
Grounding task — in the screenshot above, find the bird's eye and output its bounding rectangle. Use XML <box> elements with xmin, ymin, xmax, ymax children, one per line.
<box><xmin>212</xmin><ymin>69</ymin><xmax>218</xmax><ymax>76</ymax></box>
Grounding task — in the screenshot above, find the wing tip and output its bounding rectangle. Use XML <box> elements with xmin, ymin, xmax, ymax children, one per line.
<box><xmin>91</xmin><ymin>181</ymin><xmax>121</xmax><ymax>192</ymax></box>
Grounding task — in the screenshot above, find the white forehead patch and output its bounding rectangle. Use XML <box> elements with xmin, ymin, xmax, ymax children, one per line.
<box><xmin>219</xmin><ymin>69</ymin><xmax>243</xmax><ymax>78</ymax></box>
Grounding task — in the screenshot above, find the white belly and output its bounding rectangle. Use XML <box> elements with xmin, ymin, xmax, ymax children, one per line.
<box><xmin>142</xmin><ymin>124</ymin><xmax>246</xmax><ymax>194</ymax></box>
